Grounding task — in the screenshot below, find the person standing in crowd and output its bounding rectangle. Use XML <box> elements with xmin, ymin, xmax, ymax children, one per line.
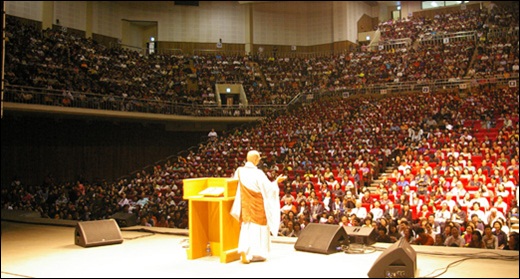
<box><xmin>207</xmin><ymin>128</ymin><xmax>218</xmax><ymax>141</ymax></box>
<box><xmin>231</xmin><ymin>150</ymin><xmax>287</xmax><ymax>264</ymax></box>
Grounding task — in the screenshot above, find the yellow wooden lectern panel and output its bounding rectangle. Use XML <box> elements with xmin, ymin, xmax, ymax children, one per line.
<box><xmin>183</xmin><ymin>177</ymin><xmax>240</xmax><ymax>263</ymax></box>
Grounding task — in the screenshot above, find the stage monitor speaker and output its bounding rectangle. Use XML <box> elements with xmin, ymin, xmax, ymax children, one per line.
<box><xmin>110</xmin><ymin>212</ymin><xmax>137</xmax><ymax>227</ymax></box>
<box><xmin>344</xmin><ymin>226</ymin><xmax>377</xmax><ymax>246</ymax></box>
<box><xmin>294</xmin><ymin>223</ymin><xmax>348</xmax><ymax>254</ymax></box>
<box><xmin>367</xmin><ymin>237</ymin><xmax>417</xmax><ymax>278</ymax></box>
<box><xmin>75</xmin><ymin>219</ymin><xmax>124</xmax><ymax>248</ymax></box>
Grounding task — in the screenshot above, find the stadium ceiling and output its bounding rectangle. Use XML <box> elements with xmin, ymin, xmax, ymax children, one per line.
<box><xmin>238</xmin><ymin>1</ymin><xmax>272</xmax><ymax>3</ymax></box>
<box><xmin>367</xmin><ymin>1</ymin><xmax>401</xmax><ymax>6</ymax></box>
<box><xmin>237</xmin><ymin>1</ymin><xmax>400</xmax><ymax>6</ymax></box>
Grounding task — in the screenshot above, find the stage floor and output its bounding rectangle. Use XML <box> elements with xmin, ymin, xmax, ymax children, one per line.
<box><xmin>1</xmin><ymin>221</ymin><xmax>518</xmax><ymax>278</ymax></box>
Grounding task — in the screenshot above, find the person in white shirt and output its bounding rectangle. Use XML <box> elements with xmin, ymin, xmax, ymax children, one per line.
<box><xmin>469</xmin><ymin>191</ymin><xmax>490</xmax><ymax>211</ymax></box>
<box><xmin>467</xmin><ymin>202</ymin><xmax>486</xmax><ymax>222</ymax></box>
<box><xmin>280</xmin><ymin>197</ymin><xmax>296</xmax><ymax>215</ymax></box>
<box><xmin>450</xmin><ymin>181</ymin><xmax>467</xmax><ymax>199</ymax></box>
<box><xmin>207</xmin><ymin>128</ymin><xmax>218</xmax><ymax>141</ymax></box>
<box><xmin>322</xmin><ymin>191</ymin><xmax>333</xmax><ymax>212</ymax></box>
<box><xmin>434</xmin><ymin>201</ymin><xmax>452</xmax><ymax>225</ymax></box>
<box><xmin>370</xmin><ymin>200</ymin><xmax>384</xmax><ymax>221</ymax></box>
<box><xmin>495</xmin><ymin>183</ymin><xmax>510</xmax><ymax>199</ymax></box>
<box><xmin>443</xmin><ymin>192</ymin><xmax>457</xmax><ymax>212</ymax></box>
<box><xmin>351</xmin><ymin>200</ymin><xmax>368</xmax><ymax>219</ymax></box>
<box><xmin>493</xmin><ymin>195</ymin><xmax>508</xmax><ymax>213</ymax></box>
<box><xmin>326</xmin><ymin>175</ymin><xmax>340</xmax><ymax>191</ymax></box>
<box><xmin>485</xmin><ymin>207</ymin><xmax>506</xmax><ymax>226</ymax></box>
<box><xmin>457</xmin><ymin>192</ymin><xmax>473</xmax><ymax>208</ymax></box>
<box><xmin>446</xmin><ymin>146</ymin><xmax>460</xmax><ymax>160</ymax></box>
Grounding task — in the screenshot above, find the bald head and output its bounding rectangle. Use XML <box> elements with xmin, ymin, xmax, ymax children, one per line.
<box><xmin>247</xmin><ymin>150</ymin><xmax>261</xmax><ymax>166</ymax></box>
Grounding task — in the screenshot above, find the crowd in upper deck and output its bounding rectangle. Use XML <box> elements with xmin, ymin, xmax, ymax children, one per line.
<box><xmin>4</xmin><ymin>3</ymin><xmax>519</xmax><ymax>110</ymax></box>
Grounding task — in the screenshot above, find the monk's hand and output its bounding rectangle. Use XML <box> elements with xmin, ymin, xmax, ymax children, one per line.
<box><xmin>276</xmin><ymin>174</ymin><xmax>287</xmax><ymax>183</ymax></box>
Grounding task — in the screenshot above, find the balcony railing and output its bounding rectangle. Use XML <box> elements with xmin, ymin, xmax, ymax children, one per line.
<box><xmin>3</xmin><ymin>85</ymin><xmax>288</xmax><ymax>117</ymax></box>
<box><xmin>4</xmin><ymin>74</ymin><xmax>518</xmax><ymax>117</ymax></box>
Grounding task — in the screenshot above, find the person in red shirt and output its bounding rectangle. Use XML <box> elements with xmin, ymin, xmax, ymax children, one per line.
<box><xmin>412</xmin><ymin>227</ymin><xmax>434</xmax><ymax>246</ymax></box>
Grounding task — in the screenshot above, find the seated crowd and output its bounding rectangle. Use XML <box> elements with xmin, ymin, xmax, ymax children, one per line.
<box><xmin>3</xmin><ymin>83</ymin><xmax>519</xmax><ymax>250</ymax></box>
<box><xmin>2</xmin><ymin>2</ymin><xmax>519</xmax><ymax>251</ymax></box>
<box><xmin>4</xmin><ymin>3</ymin><xmax>519</xmax><ymax>115</ymax></box>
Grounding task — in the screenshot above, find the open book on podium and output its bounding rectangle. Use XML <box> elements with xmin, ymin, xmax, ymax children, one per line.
<box><xmin>198</xmin><ymin>186</ymin><xmax>225</xmax><ymax>197</ymax></box>
<box><xmin>183</xmin><ymin>177</ymin><xmax>238</xmax><ymax>199</ymax></box>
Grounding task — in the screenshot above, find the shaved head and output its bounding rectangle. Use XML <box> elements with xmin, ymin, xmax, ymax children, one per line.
<box><xmin>247</xmin><ymin>150</ymin><xmax>261</xmax><ymax>166</ymax></box>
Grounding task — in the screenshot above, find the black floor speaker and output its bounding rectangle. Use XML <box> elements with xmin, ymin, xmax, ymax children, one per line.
<box><xmin>110</xmin><ymin>212</ymin><xmax>137</xmax><ymax>227</ymax></box>
<box><xmin>367</xmin><ymin>237</ymin><xmax>417</xmax><ymax>278</ymax></box>
<box><xmin>344</xmin><ymin>226</ymin><xmax>377</xmax><ymax>246</ymax></box>
<box><xmin>75</xmin><ymin>219</ymin><xmax>124</xmax><ymax>248</ymax></box>
<box><xmin>294</xmin><ymin>223</ymin><xmax>348</xmax><ymax>254</ymax></box>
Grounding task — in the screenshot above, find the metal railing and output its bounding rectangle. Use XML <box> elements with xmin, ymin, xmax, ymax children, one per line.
<box><xmin>193</xmin><ymin>49</ymin><xmax>247</xmax><ymax>57</ymax></box>
<box><xmin>376</xmin><ymin>38</ymin><xmax>412</xmax><ymax>51</ymax></box>
<box><xmin>487</xmin><ymin>26</ymin><xmax>519</xmax><ymax>39</ymax></box>
<box><xmin>157</xmin><ymin>48</ymin><xmax>184</xmax><ymax>56</ymax></box>
<box><xmin>3</xmin><ymin>85</ymin><xmax>288</xmax><ymax>117</ymax></box>
<box><xmin>119</xmin><ymin>44</ymin><xmax>145</xmax><ymax>55</ymax></box>
<box><xmin>299</xmin><ymin>75</ymin><xmax>519</xmax><ymax>101</ymax></box>
<box><xmin>4</xmin><ymin>75</ymin><xmax>518</xmax><ymax>117</ymax></box>
<box><xmin>418</xmin><ymin>30</ymin><xmax>477</xmax><ymax>45</ymax></box>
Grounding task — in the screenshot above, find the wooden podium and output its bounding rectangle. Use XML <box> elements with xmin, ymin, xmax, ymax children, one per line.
<box><xmin>183</xmin><ymin>177</ymin><xmax>241</xmax><ymax>263</ymax></box>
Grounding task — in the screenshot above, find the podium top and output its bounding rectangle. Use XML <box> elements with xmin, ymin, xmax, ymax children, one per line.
<box><xmin>183</xmin><ymin>177</ymin><xmax>238</xmax><ymax>199</ymax></box>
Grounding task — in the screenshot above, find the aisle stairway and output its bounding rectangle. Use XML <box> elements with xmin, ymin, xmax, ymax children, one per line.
<box><xmin>248</xmin><ymin>61</ymin><xmax>268</xmax><ymax>88</ymax></box>
<box><xmin>370</xmin><ymin>166</ymin><xmax>395</xmax><ymax>192</ymax></box>
<box><xmin>368</xmin><ymin>116</ymin><xmax>509</xmax><ymax>197</ymax></box>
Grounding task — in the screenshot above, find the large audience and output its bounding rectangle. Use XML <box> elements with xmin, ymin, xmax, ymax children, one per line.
<box><xmin>2</xmin><ymin>3</ymin><xmax>519</xmax><ymax>250</ymax></box>
<box><xmin>5</xmin><ymin>3</ymin><xmax>519</xmax><ymax>110</ymax></box>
